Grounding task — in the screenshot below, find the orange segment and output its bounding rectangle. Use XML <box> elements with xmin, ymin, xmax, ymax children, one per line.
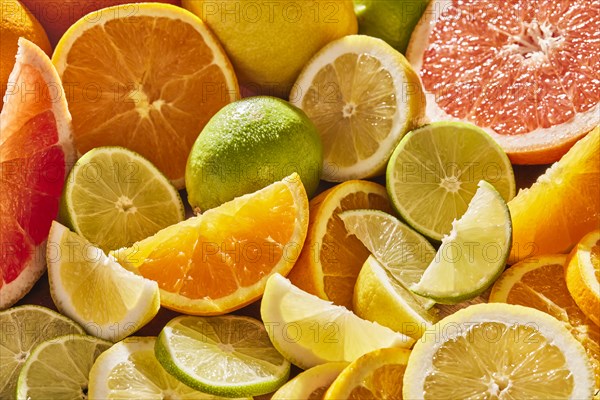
<box><xmin>490</xmin><ymin>254</ymin><xmax>600</xmax><ymax>390</ymax></box>
<box><xmin>567</xmin><ymin>230</ymin><xmax>600</xmax><ymax>327</ymax></box>
<box><xmin>52</xmin><ymin>3</ymin><xmax>239</xmax><ymax>187</ymax></box>
<box><xmin>113</xmin><ymin>175</ymin><xmax>308</xmax><ymax>315</ymax></box>
<box><xmin>508</xmin><ymin>127</ymin><xmax>600</xmax><ymax>263</ymax></box>
<box><xmin>287</xmin><ymin>180</ymin><xmax>393</xmax><ymax>309</ymax></box>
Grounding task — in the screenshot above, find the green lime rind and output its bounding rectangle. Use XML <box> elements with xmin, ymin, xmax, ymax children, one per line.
<box><xmin>155</xmin><ymin>315</ymin><xmax>290</xmax><ymax>398</ymax></box>
<box><xmin>410</xmin><ymin>181</ymin><xmax>512</xmax><ymax>304</ymax></box>
<box><xmin>0</xmin><ymin>305</ymin><xmax>84</xmax><ymax>399</ymax></box>
<box><xmin>60</xmin><ymin>146</ymin><xmax>185</xmax><ymax>252</ymax></box>
<box><xmin>386</xmin><ymin>121</ymin><xmax>515</xmax><ymax>242</ymax></box>
<box><xmin>339</xmin><ymin>209</ymin><xmax>436</xmax><ymax>309</ymax></box>
<box><xmin>15</xmin><ymin>334</ymin><xmax>112</xmax><ymax>399</ymax></box>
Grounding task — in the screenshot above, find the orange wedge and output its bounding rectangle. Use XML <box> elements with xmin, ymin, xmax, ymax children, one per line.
<box><xmin>508</xmin><ymin>127</ymin><xmax>600</xmax><ymax>263</ymax></box>
<box><xmin>490</xmin><ymin>254</ymin><xmax>600</xmax><ymax>390</ymax></box>
<box><xmin>567</xmin><ymin>230</ymin><xmax>600</xmax><ymax>327</ymax></box>
<box><xmin>287</xmin><ymin>180</ymin><xmax>393</xmax><ymax>309</ymax></box>
<box><xmin>52</xmin><ymin>3</ymin><xmax>239</xmax><ymax>187</ymax></box>
<box><xmin>113</xmin><ymin>174</ymin><xmax>308</xmax><ymax>315</ymax></box>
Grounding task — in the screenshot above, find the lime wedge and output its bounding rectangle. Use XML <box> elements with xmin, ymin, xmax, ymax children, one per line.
<box><xmin>339</xmin><ymin>209</ymin><xmax>436</xmax><ymax>309</ymax></box>
<box><xmin>47</xmin><ymin>221</ymin><xmax>160</xmax><ymax>342</ymax></box>
<box><xmin>60</xmin><ymin>146</ymin><xmax>184</xmax><ymax>252</ymax></box>
<box><xmin>386</xmin><ymin>122</ymin><xmax>515</xmax><ymax>241</ymax></box>
<box><xmin>155</xmin><ymin>315</ymin><xmax>290</xmax><ymax>397</ymax></box>
<box><xmin>15</xmin><ymin>334</ymin><xmax>111</xmax><ymax>399</ymax></box>
<box><xmin>88</xmin><ymin>336</ymin><xmax>239</xmax><ymax>399</ymax></box>
<box><xmin>411</xmin><ymin>181</ymin><xmax>512</xmax><ymax>303</ymax></box>
<box><xmin>0</xmin><ymin>305</ymin><xmax>84</xmax><ymax>398</ymax></box>
<box><xmin>260</xmin><ymin>273</ymin><xmax>413</xmax><ymax>370</ymax></box>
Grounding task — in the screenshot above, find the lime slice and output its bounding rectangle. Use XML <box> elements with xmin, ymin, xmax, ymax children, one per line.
<box><xmin>60</xmin><ymin>146</ymin><xmax>184</xmax><ymax>252</ymax></box>
<box><xmin>88</xmin><ymin>336</ymin><xmax>239</xmax><ymax>399</ymax></box>
<box><xmin>271</xmin><ymin>362</ymin><xmax>348</xmax><ymax>400</ymax></box>
<box><xmin>386</xmin><ymin>121</ymin><xmax>515</xmax><ymax>241</ymax></box>
<box><xmin>260</xmin><ymin>273</ymin><xmax>413</xmax><ymax>370</ymax></box>
<box><xmin>47</xmin><ymin>221</ymin><xmax>160</xmax><ymax>342</ymax></box>
<box><xmin>0</xmin><ymin>305</ymin><xmax>84</xmax><ymax>398</ymax></box>
<box><xmin>339</xmin><ymin>209</ymin><xmax>436</xmax><ymax>309</ymax></box>
<box><xmin>402</xmin><ymin>303</ymin><xmax>595</xmax><ymax>399</ymax></box>
<box><xmin>155</xmin><ymin>315</ymin><xmax>290</xmax><ymax>397</ymax></box>
<box><xmin>15</xmin><ymin>334</ymin><xmax>111</xmax><ymax>399</ymax></box>
<box><xmin>411</xmin><ymin>181</ymin><xmax>512</xmax><ymax>303</ymax></box>
<box><xmin>354</xmin><ymin>256</ymin><xmax>438</xmax><ymax>339</ymax></box>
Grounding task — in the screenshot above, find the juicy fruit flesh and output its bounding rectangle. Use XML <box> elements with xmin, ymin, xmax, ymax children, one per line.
<box><xmin>302</xmin><ymin>52</ymin><xmax>397</xmax><ymax>168</ymax></box>
<box><xmin>420</xmin><ymin>0</ymin><xmax>599</xmax><ymax>135</ymax></box>
<box><xmin>1</xmin><ymin>63</ymin><xmax>66</xmax><ymax>287</ymax></box>
<box><xmin>348</xmin><ymin>364</ymin><xmax>406</xmax><ymax>398</ymax></box>
<box><xmin>423</xmin><ymin>322</ymin><xmax>574</xmax><ymax>398</ymax></box>
<box><xmin>592</xmin><ymin>239</ymin><xmax>599</xmax><ymax>282</ymax></box>
<box><xmin>58</xmin><ymin>14</ymin><xmax>235</xmax><ymax>183</ymax></box>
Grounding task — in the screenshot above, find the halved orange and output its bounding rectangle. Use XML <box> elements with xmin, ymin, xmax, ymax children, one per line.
<box><xmin>52</xmin><ymin>3</ymin><xmax>239</xmax><ymax>187</ymax></box>
<box><xmin>508</xmin><ymin>127</ymin><xmax>599</xmax><ymax>263</ymax></box>
<box><xmin>113</xmin><ymin>174</ymin><xmax>308</xmax><ymax>315</ymax></box>
<box><xmin>567</xmin><ymin>230</ymin><xmax>600</xmax><ymax>327</ymax></box>
<box><xmin>287</xmin><ymin>180</ymin><xmax>393</xmax><ymax>309</ymax></box>
<box><xmin>490</xmin><ymin>254</ymin><xmax>600</xmax><ymax>390</ymax></box>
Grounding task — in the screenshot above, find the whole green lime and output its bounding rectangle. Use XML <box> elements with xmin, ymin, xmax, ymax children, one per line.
<box><xmin>186</xmin><ymin>97</ymin><xmax>323</xmax><ymax>212</ymax></box>
<box><xmin>354</xmin><ymin>0</ymin><xmax>430</xmax><ymax>53</ymax></box>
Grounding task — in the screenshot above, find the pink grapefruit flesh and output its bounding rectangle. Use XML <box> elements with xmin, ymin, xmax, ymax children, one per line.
<box><xmin>0</xmin><ymin>38</ymin><xmax>74</xmax><ymax>309</ymax></box>
<box><xmin>407</xmin><ymin>0</ymin><xmax>599</xmax><ymax>164</ymax></box>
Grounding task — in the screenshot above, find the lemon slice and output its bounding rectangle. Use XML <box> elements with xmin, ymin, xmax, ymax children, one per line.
<box><xmin>155</xmin><ymin>315</ymin><xmax>290</xmax><ymax>397</ymax></box>
<box><xmin>411</xmin><ymin>181</ymin><xmax>512</xmax><ymax>303</ymax></box>
<box><xmin>47</xmin><ymin>221</ymin><xmax>160</xmax><ymax>342</ymax></box>
<box><xmin>290</xmin><ymin>34</ymin><xmax>424</xmax><ymax>182</ymax></box>
<box><xmin>403</xmin><ymin>303</ymin><xmax>595</xmax><ymax>399</ymax></box>
<box><xmin>325</xmin><ymin>347</ymin><xmax>411</xmax><ymax>399</ymax></box>
<box><xmin>567</xmin><ymin>229</ymin><xmax>600</xmax><ymax>327</ymax></box>
<box><xmin>16</xmin><ymin>334</ymin><xmax>111</xmax><ymax>399</ymax></box>
<box><xmin>271</xmin><ymin>362</ymin><xmax>348</xmax><ymax>400</ymax></box>
<box><xmin>260</xmin><ymin>273</ymin><xmax>414</xmax><ymax>370</ymax></box>
<box><xmin>88</xmin><ymin>336</ymin><xmax>236</xmax><ymax>399</ymax></box>
<box><xmin>0</xmin><ymin>305</ymin><xmax>84</xmax><ymax>398</ymax></box>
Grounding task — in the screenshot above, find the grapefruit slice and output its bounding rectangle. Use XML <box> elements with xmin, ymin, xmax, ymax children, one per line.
<box><xmin>407</xmin><ymin>0</ymin><xmax>599</xmax><ymax>164</ymax></box>
<box><xmin>0</xmin><ymin>39</ymin><xmax>74</xmax><ymax>309</ymax></box>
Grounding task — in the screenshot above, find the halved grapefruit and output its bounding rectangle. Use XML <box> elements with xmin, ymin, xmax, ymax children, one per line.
<box><xmin>407</xmin><ymin>0</ymin><xmax>599</xmax><ymax>164</ymax></box>
<box><xmin>0</xmin><ymin>39</ymin><xmax>74</xmax><ymax>309</ymax></box>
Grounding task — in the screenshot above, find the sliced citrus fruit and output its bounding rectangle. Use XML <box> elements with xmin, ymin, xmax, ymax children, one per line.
<box><xmin>271</xmin><ymin>362</ymin><xmax>348</xmax><ymax>400</ymax></box>
<box><xmin>407</xmin><ymin>0</ymin><xmax>600</xmax><ymax>164</ymax></box>
<box><xmin>113</xmin><ymin>174</ymin><xmax>309</xmax><ymax>315</ymax></box>
<box><xmin>567</xmin><ymin>230</ymin><xmax>600</xmax><ymax>327</ymax></box>
<box><xmin>411</xmin><ymin>181</ymin><xmax>512</xmax><ymax>303</ymax></box>
<box><xmin>508</xmin><ymin>127</ymin><xmax>599</xmax><ymax>263</ymax></box>
<box><xmin>489</xmin><ymin>254</ymin><xmax>600</xmax><ymax>391</ymax></box>
<box><xmin>60</xmin><ymin>146</ymin><xmax>184</xmax><ymax>252</ymax></box>
<box><xmin>354</xmin><ymin>256</ymin><xmax>438</xmax><ymax>340</ymax></box>
<box><xmin>52</xmin><ymin>3</ymin><xmax>239</xmax><ymax>187</ymax></box>
<box><xmin>287</xmin><ymin>180</ymin><xmax>393</xmax><ymax>309</ymax></box>
<box><xmin>386</xmin><ymin>121</ymin><xmax>515</xmax><ymax>241</ymax></box>
<box><xmin>0</xmin><ymin>305</ymin><xmax>83</xmax><ymax>398</ymax></box>
<box><xmin>0</xmin><ymin>38</ymin><xmax>75</xmax><ymax>309</ymax></box>
<box><xmin>324</xmin><ymin>347</ymin><xmax>411</xmax><ymax>399</ymax></box>
<box><xmin>339</xmin><ymin>208</ymin><xmax>437</xmax><ymax>309</ymax></box>
<box><xmin>156</xmin><ymin>315</ymin><xmax>289</xmax><ymax>397</ymax></box>
<box><xmin>15</xmin><ymin>334</ymin><xmax>111</xmax><ymax>399</ymax></box>
<box><xmin>260</xmin><ymin>274</ymin><xmax>414</xmax><ymax>370</ymax></box>
<box><xmin>89</xmin><ymin>336</ymin><xmax>239</xmax><ymax>399</ymax></box>
<box><xmin>47</xmin><ymin>221</ymin><xmax>160</xmax><ymax>342</ymax></box>
<box><xmin>403</xmin><ymin>303</ymin><xmax>595</xmax><ymax>399</ymax></box>
<box><xmin>290</xmin><ymin>34</ymin><xmax>425</xmax><ymax>182</ymax></box>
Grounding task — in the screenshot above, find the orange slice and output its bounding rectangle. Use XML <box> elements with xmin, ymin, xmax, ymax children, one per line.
<box><xmin>490</xmin><ymin>254</ymin><xmax>600</xmax><ymax>390</ymax></box>
<box><xmin>113</xmin><ymin>174</ymin><xmax>308</xmax><ymax>315</ymax></box>
<box><xmin>508</xmin><ymin>127</ymin><xmax>599</xmax><ymax>263</ymax></box>
<box><xmin>52</xmin><ymin>3</ymin><xmax>239</xmax><ymax>187</ymax></box>
<box><xmin>407</xmin><ymin>0</ymin><xmax>599</xmax><ymax>164</ymax></box>
<box><xmin>567</xmin><ymin>230</ymin><xmax>600</xmax><ymax>327</ymax></box>
<box><xmin>287</xmin><ymin>180</ymin><xmax>393</xmax><ymax>309</ymax></box>
<box><xmin>0</xmin><ymin>39</ymin><xmax>75</xmax><ymax>309</ymax></box>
